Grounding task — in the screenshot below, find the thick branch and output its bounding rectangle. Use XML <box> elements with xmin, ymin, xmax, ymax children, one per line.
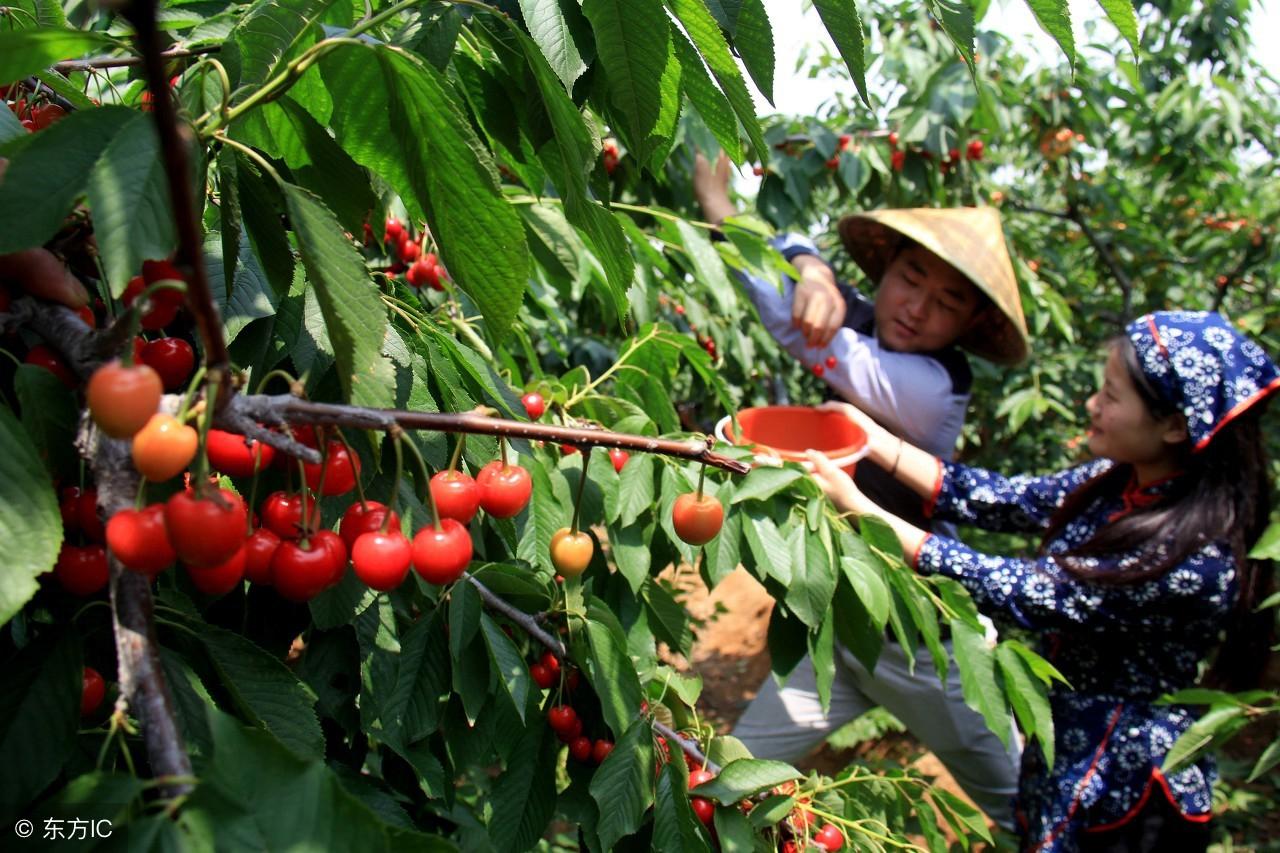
<box><xmin>53</xmin><ymin>45</ymin><xmax>221</xmax><ymax>72</ymax></box>
<box><xmin>465</xmin><ymin>573</ymin><xmax>567</xmax><ymax>658</ymax></box>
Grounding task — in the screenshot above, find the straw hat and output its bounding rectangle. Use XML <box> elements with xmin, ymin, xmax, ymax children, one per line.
<box><xmin>836</xmin><ymin>207</ymin><xmax>1029</xmax><ymax>365</ymax></box>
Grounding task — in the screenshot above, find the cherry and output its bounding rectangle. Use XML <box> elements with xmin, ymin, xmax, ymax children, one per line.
<box><xmin>383</xmin><ymin>217</ymin><xmax>405</xmax><ymax>245</ymax></box>
<box><xmin>690</xmin><ymin>797</ymin><xmax>714</xmax><ymax>825</ymax></box>
<box><xmin>122</xmin><ymin>271</ymin><xmax>183</xmax><ymax>330</ymax></box>
<box><xmin>75</xmin><ymin>304</ymin><xmax>96</xmax><ymax>328</ymax></box>
<box><xmin>303</xmin><ymin>441</ymin><xmax>361</xmax><ymax>496</ymax></box>
<box><xmin>411</xmin><ymin>519</ymin><xmax>472</xmax><ymax>584</ymax></box>
<box><xmin>313</xmin><ymin>530</ymin><xmax>349</xmax><ymax>587</ymax></box>
<box><xmin>672</xmin><ymin>493</ymin><xmax>724</xmax><ymax>546</ymax></box>
<box><xmin>86</xmin><ymin>359</ymin><xmax>162</xmax><ymax>439</ymax></box>
<box><xmin>81</xmin><ymin>667</ymin><xmax>106</xmax><ymax>716</ymax></box>
<box><xmin>891</xmin><ymin>150</ymin><xmax>906</xmax><ymax>171</ymax></box>
<box><xmin>529</xmin><ymin>662</ymin><xmax>555</xmax><ymax>689</ymax></box>
<box><xmin>547</xmin><ymin>704</ymin><xmax>577</xmax><ymax>734</ymax></box>
<box><xmin>609</xmin><ymin>448</ymin><xmax>629</xmax><ymax>473</ymax></box>
<box><xmin>430</xmin><ymin>470</ymin><xmax>481</xmax><ymax>524</ymax></box>
<box><xmin>260</xmin><ymin>491</ymin><xmax>317</xmax><ymax>540</ymax></box>
<box><xmin>559</xmin><ymin>444</ymin><xmax>578</xmax><ymax>455</ymax></box>
<box><xmin>838</xmin><ymin>133</ymin><xmax>853</xmax><ymax>150</ymax></box>
<box><xmin>340</xmin><ymin>500</ymin><xmax>399</xmax><ymax>551</ymax></box>
<box><xmin>421</xmin><ymin>253</ymin><xmax>445</xmax><ymax>290</ymax></box>
<box><xmin>270</xmin><ymin>538</ymin><xmax>334</xmax><ymax>602</ymax></box>
<box><xmin>399</xmin><ymin>238</ymin><xmax>420</xmax><ymax>264</ymax></box>
<box><xmin>164</xmin><ymin>488</ymin><xmax>246</xmax><ymax>568</ymax></box>
<box><xmin>406</xmin><ymin>258</ymin><xmax>434</xmax><ymax>288</ymax></box>
<box><xmin>54</xmin><ymin>544</ymin><xmax>109</xmax><ymax>596</ymax></box>
<box><xmin>60</xmin><ymin>486</ymin><xmax>81</xmax><ymax>532</ymax></box>
<box><xmin>557</xmin><ymin>715</ymin><xmax>584</xmax><ymax>744</ymax></box>
<box><xmin>476</xmin><ymin>461</ymin><xmax>533</xmax><ymax>518</ymax></box>
<box><xmin>825</xmin><ymin>355</ymin><xmax>838</xmax><ymax>369</ymax></box>
<box><xmin>521</xmin><ymin>392</ymin><xmax>545</xmax><ymax>420</ymax></box>
<box><xmin>592</xmin><ymin>739</ymin><xmax>614</xmax><ymax>764</ymax></box>
<box><xmin>138</xmin><ymin>337</ymin><xmax>194</xmax><ymax>391</ymax></box>
<box><xmin>187</xmin><ymin>545</ymin><xmax>246</xmax><ymax>596</ymax></box>
<box><xmin>352</xmin><ymin>530</ymin><xmax>412</xmax><ymax>591</ymax></box>
<box><xmin>825</xmin><ymin>155</ymin><xmax>840</xmax><ymax>169</ymax></box>
<box><xmin>206</xmin><ymin>429</ymin><xmax>276</xmax><ymax>477</ymax></box>
<box><xmin>243</xmin><ymin>527</ymin><xmax>281</xmax><ymax>585</ymax></box>
<box><xmin>947</xmin><ymin>147</ymin><xmax>961</xmax><ymax>163</ymax></box>
<box><xmin>32</xmin><ymin>103</ymin><xmax>66</xmax><ymax>130</ymax></box>
<box><xmin>569</xmin><ymin>736</ymin><xmax>593</xmax><ymax>762</ymax></box>
<box><xmin>106</xmin><ymin>504</ymin><xmax>175</xmax><ymax>576</ymax></box>
<box><xmin>131</xmin><ymin>413</ymin><xmax>198</xmax><ymax>482</ymax></box>
<box><xmin>811</xmin><ymin>363</ymin><xmax>824</xmax><ymax>377</ymax></box>
<box><xmin>540</xmin><ymin>650</ymin><xmax>561</xmax><ymax>673</ymax></box>
<box><xmin>76</xmin><ymin>489</ymin><xmax>105</xmax><ymax>542</ymax></box>
<box><xmin>25</xmin><ymin>344</ymin><xmax>77</xmax><ymax>388</ymax></box>
<box><xmin>967</xmin><ymin>139</ymin><xmax>985</xmax><ymax>161</ymax></box>
<box><xmin>752</xmin><ymin>165</ymin><xmax>765</xmax><ymax>176</ymax></box>
<box><xmin>550</xmin><ymin>528</ymin><xmax>593</xmax><ymax>578</ymax></box>
<box><xmin>689</xmin><ymin>768</ymin><xmax>716</xmax><ymax>789</ymax></box>
<box><xmin>814</xmin><ymin>824</ymin><xmax>845</xmax><ymax>851</ymax></box>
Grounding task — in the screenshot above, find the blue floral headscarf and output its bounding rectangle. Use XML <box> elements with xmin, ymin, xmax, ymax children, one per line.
<box><xmin>1126</xmin><ymin>310</ymin><xmax>1280</xmax><ymax>451</ymax></box>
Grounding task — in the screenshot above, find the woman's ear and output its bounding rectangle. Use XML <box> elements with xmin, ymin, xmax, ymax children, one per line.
<box><xmin>1160</xmin><ymin>413</ymin><xmax>1190</xmax><ymax>447</ymax></box>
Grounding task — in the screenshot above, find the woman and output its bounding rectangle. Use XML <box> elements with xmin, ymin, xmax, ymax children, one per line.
<box><xmin>806</xmin><ymin>311</ymin><xmax>1277</xmax><ymax>852</ymax></box>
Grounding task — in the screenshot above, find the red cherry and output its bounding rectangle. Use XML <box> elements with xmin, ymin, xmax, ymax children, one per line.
<box><xmin>138</xmin><ymin>337</ymin><xmax>195</xmax><ymax>391</ymax></box>
<box><xmin>569</xmin><ymin>736</ymin><xmax>593</xmax><ymax>762</ymax></box>
<box><xmin>838</xmin><ymin>133</ymin><xmax>853</xmax><ymax>150</ymax></box>
<box><xmin>77</xmin><ymin>489</ymin><xmax>105</xmax><ymax>543</ymax></box>
<box><xmin>826</xmin><ymin>355</ymin><xmax>838</xmax><ymax>369</ymax></box>
<box><xmin>206</xmin><ymin>429</ymin><xmax>277</xmax><ymax>477</ymax></box>
<box><xmin>340</xmin><ymin>500</ymin><xmax>399</xmax><ymax>551</ymax></box>
<box><xmin>476</xmin><ymin>461</ymin><xmax>533</xmax><ymax>518</ymax></box>
<box><xmin>75</xmin><ymin>304</ymin><xmax>95</xmax><ymax>328</ymax></box>
<box><xmin>672</xmin><ymin>493</ymin><xmax>724</xmax><ymax>546</ymax></box>
<box><xmin>891</xmin><ymin>150</ymin><xmax>906</xmax><ymax>171</ymax></box>
<box><xmin>609</xmin><ymin>448</ymin><xmax>629</xmax><ymax>473</ymax></box>
<box><xmin>529</xmin><ymin>662</ymin><xmax>555</xmax><ymax>689</ymax></box>
<box><xmin>60</xmin><ymin>486</ymin><xmax>81</xmax><ymax>532</ymax></box>
<box><xmin>122</xmin><ymin>271</ymin><xmax>183</xmax><ymax>330</ymax></box>
<box><xmin>547</xmin><ymin>704</ymin><xmax>577</xmax><ymax>734</ymax></box>
<box><xmin>81</xmin><ymin>667</ymin><xmax>106</xmax><ymax>716</ymax></box>
<box><xmin>592</xmin><ymin>739</ymin><xmax>614</xmax><ymax>764</ymax></box>
<box><xmin>430</xmin><ymin>470</ymin><xmax>481</xmax><ymax>524</ymax></box>
<box><xmin>521</xmin><ymin>392</ymin><xmax>545</xmax><ymax>420</ymax></box>
<box><xmin>383</xmin><ymin>217</ymin><xmax>404</xmax><ymax>245</ymax></box>
<box><xmin>270</xmin><ymin>538</ymin><xmax>333</xmax><ymax>602</ymax></box>
<box><xmin>812</xmin><ymin>363</ymin><xmax>824</xmax><ymax>377</ymax></box>
<box><xmin>888</xmin><ymin>130</ymin><xmax>899</xmax><ymax>147</ymax></box>
<box><xmin>421</xmin><ymin>253</ymin><xmax>444</xmax><ymax>290</ymax></box>
<box><xmin>406</xmin><ymin>259</ymin><xmax>433</xmax><ymax>288</ymax></box>
<box><xmin>752</xmin><ymin>165</ymin><xmax>765</xmax><ymax>176</ymax></box>
<box><xmin>559</xmin><ymin>444</ymin><xmax>578</xmax><ymax>456</ymax></box>
<box><xmin>86</xmin><ymin>360</ymin><xmax>162</xmax><ymax>439</ymax></box>
<box><xmin>243</xmin><ymin>527</ymin><xmax>281</xmax><ymax>585</ymax></box>
<box><xmin>32</xmin><ymin>103</ymin><xmax>66</xmax><ymax>130</ymax></box>
<box><xmin>399</xmin><ymin>238</ymin><xmax>420</xmax><ymax>264</ymax></box>
<box><xmin>312</xmin><ymin>529</ymin><xmax>349</xmax><ymax>587</ymax></box>
<box><xmin>410</xmin><ymin>519</ymin><xmax>472</xmax><ymax>584</ymax></box>
<box><xmin>558</xmin><ymin>716</ymin><xmax>584</xmax><ymax>744</ymax></box>
<box><xmin>24</xmin><ymin>344</ymin><xmax>77</xmax><ymax>387</ymax></box>
<box><xmin>303</xmin><ymin>441</ymin><xmax>361</xmax><ymax>496</ymax></box>
<box><xmin>967</xmin><ymin>139</ymin><xmax>985</xmax><ymax>161</ymax></box>
<box><xmin>691</xmin><ymin>797</ymin><xmax>714</xmax><ymax>825</ymax></box>
<box><xmin>55</xmin><ymin>544</ymin><xmax>109</xmax><ymax>596</ymax></box>
<box><xmin>689</xmin><ymin>768</ymin><xmax>716</xmax><ymax>789</ymax></box>
<box><xmin>142</xmin><ymin>259</ymin><xmax>186</xmax><ymax>285</ymax></box>
<box><xmin>106</xmin><ymin>504</ymin><xmax>175</xmax><ymax>576</ymax></box>
<box><xmin>164</xmin><ymin>488</ymin><xmax>246</xmax><ymax>568</ymax></box>
<box><xmin>260</xmin><ymin>491</ymin><xmax>317</xmax><ymax>540</ymax></box>
<box><xmin>187</xmin><ymin>545</ymin><xmax>246</xmax><ymax>596</ymax></box>
<box><xmin>540</xmin><ymin>650</ymin><xmax>561</xmax><ymax>673</ymax></box>
<box><xmin>352</xmin><ymin>530</ymin><xmax>412</xmax><ymax>591</ymax></box>
<box><xmin>825</xmin><ymin>155</ymin><xmax>840</xmax><ymax>169</ymax></box>
<box><xmin>814</xmin><ymin>824</ymin><xmax>845</xmax><ymax>851</ymax></box>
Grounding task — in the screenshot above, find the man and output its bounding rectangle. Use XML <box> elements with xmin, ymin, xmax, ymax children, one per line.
<box><xmin>694</xmin><ymin>151</ymin><xmax>1030</xmax><ymax>831</ymax></box>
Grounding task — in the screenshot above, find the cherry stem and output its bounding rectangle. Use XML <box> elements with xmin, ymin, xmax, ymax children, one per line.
<box><xmin>133</xmin><ymin>477</ymin><xmax>147</xmax><ymax>510</ymax></box>
<box><xmin>384</xmin><ymin>430</ymin><xmax>404</xmax><ymax>534</ymax></box>
<box><xmin>398</xmin><ymin>433</ymin><xmax>440</xmax><ymax>529</ymax></box>
<box><xmin>313</xmin><ymin>433</ymin><xmax>330</xmax><ymax>497</ymax></box>
<box><xmin>295</xmin><ymin>456</ymin><xmax>312</xmax><ymax>544</ymax></box>
<box><xmin>253</xmin><ymin>368</ymin><xmax>301</xmax><ymax>396</ymax></box>
<box><xmin>499</xmin><ymin>436</ymin><xmax>508</xmax><ymax>468</ymax></box>
<box><xmin>447</xmin><ymin>431</ymin><xmax>465</xmax><ymax>473</ymax></box>
<box><xmin>245</xmin><ymin>445</ymin><xmax>264</xmax><ymax>536</ymax></box>
<box><xmin>175</xmin><ymin>365</ymin><xmax>207</xmax><ymax>423</ymax></box>
<box><xmin>570</xmin><ymin>448</ymin><xmax>592</xmax><ymax>535</ymax></box>
<box><xmin>334</xmin><ymin>429</ymin><xmax>367</xmax><ymax>507</ymax></box>
<box><xmin>193</xmin><ymin>376</ymin><xmax>217</xmax><ymax>486</ymax></box>
<box><xmin>695</xmin><ymin>460</ymin><xmax>707</xmax><ymax>499</ymax></box>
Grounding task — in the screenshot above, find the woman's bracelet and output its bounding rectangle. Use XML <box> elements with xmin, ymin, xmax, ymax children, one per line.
<box><xmin>889</xmin><ymin>436</ymin><xmax>904</xmax><ymax>476</ymax></box>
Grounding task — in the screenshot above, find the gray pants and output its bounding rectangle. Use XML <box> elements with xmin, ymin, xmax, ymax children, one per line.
<box><xmin>732</xmin><ymin>641</ymin><xmax>1021</xmax><ymax>831</ymax></box>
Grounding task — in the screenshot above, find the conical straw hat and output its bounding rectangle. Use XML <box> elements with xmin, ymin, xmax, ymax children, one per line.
<box><xmin>836</xmin><ymin>207</ymin><xmax>1029</xmax><ymax>365</ymax></box>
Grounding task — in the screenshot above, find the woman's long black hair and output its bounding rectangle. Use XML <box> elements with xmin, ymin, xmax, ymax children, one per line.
<box><xmin>1039</xmin><ymin>337</ymin><xmax>1275</xmax><ymax>690</ymax></box>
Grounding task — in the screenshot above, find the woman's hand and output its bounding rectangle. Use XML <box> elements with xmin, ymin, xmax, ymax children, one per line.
<box><xmin>816</xmin><ymin>400</ymin><xmax>889</xmax><ymax>449</ymax></box>
<box><xmin>805</xmin><ymin>449</ymin><xmax>869</xmax><ymax>515</ymax></box>
<box><xmin>693</xmin><ymin>151</ymin><xmax>737</xmax><ymax>225</ymax></box>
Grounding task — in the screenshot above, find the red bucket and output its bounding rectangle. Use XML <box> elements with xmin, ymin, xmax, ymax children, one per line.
<box><xmin>715</xmin><ymin>406</ymin><xmax>869</xmax><ymax>476</ymax></box>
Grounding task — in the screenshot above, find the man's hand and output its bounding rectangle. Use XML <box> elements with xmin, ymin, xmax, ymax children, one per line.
<box><xmin>790</xmin><ymin>255</ymin><xmax>846</xmax><ymax>348</ymax></box>
<box><xmin>693</xmin><ymin>151</ymin><xmax>737</xmax><ymax>225</ymax></box>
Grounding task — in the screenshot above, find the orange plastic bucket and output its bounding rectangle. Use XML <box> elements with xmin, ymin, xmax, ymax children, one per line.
<box><xmin>715</xmin><ymin>406</ymin><xmax>869</xmax><ymax>475</ymax></box>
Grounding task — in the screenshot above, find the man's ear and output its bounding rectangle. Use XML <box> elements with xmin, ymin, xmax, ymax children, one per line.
<box><xmin>1160</xmin><ymin>413</ymin><xmax>1190</xmax><ymax>447</ymax></box>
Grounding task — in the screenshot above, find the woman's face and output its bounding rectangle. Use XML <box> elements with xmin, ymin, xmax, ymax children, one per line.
<box><xmin>1085</xmin><ymin>346</ymin><xmax>1187</xmax><ymax>468</ymax></box>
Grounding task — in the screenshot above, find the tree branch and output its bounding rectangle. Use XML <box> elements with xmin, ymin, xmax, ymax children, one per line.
<box><xmin>52</xmin><ymin>45</ymin><xmax>222</xmax><ymax>72</ymax></box>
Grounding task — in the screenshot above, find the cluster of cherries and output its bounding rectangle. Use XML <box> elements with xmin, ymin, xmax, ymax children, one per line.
<box><xmin>368</xmin><ymin>217</ymin><xmax>448</xmax><ymax>290</ymax></box>
<box><xmin>3</xmin><ymin>84</ymin><xmax>67</xmax><ymax>133</ymax></box>
<box><xmin>886</xmin><ymin>130</ymin><xmax>985</xmax><ymax>174</ymax></box>
<box><xmin>823</xmin><ymin>133</ymin><xmax>857</xmax><ymax>170</ymax></box>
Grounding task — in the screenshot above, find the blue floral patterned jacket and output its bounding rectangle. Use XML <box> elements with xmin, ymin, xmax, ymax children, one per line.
<box><xmin>913</xmin><ymin>458</ymin><xmax>1235</xmax><ymax>852</ymax></box>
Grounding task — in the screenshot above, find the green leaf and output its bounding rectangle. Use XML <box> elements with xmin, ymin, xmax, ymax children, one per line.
<box><xmin>281</xmin><ymin>183</ymin><xmax>395</xmax><ymax>412</ymax></box>
<box><xmin>732</xmin><ymin>0</ymin><xmax>774</xmax><ymax>104</ymax></box>
<box><xmin>449</xmin><ymin>577</ymin><xmax>483</xmax><ymax>655</ymax></box>
<box><xmin>0</xmin><ymin>106</ymin><xmax>135</xmax><ymax>254</ymax></box>
<box><xmin>951</xmin><ymin>620</ymin><xmax>1010</xmax><ymax>750</ymax></box>
<box><xmin>517</xmin><ymin>460</ymin><xmax>566</xmax><ymax>574</ymax></box>
<box><xmin>0</xmin><ymin>404</ymin><xmax>60</xmax><ymax>626</ymax></box>
<box><xmin>1161</xmin><ymin>705</ymin><xmax>1249</xmax><ymax>774</ymax></box>
<box><xmin>488</xmin><ymin>722</ymin><xmax>559</xmax><ymax>852</ymax></box>
<box><xmin>1092</xmin><ymin>0</ymin><xmax>1139</xmax><ymax>56</ymax></box>
<box><xmin>691</xmin><ymin>758</ymin><xmax>800</xmax><ymax>804</ymax></box>
<box><xmin>227</xmin><ymin>0</ymin><xmax>339</xmax><ymax>90</ymax></box>
<box><xmin>389</xmin><ymin>608</ymin><xmax>450</xmax><ymax>744</ymax></box>
<box><xmin>730</xmin><ymin>467</ymin><xmax>802</xmax><ymax>506</ymax></box>
<box><xmin>839</xmin><ymin>550</ymin><xmax>890</xmax><ymax>631</ymax></box>
<box><xmin>0</xmin><ymin>632</ymin><xmax>79</xmax><ymax>820</ymax></box>
<box><xmin>808</xmin><ymin>612</ymin><xmax>836</xmax><ymax>713</ymax></box>
<box><xmin>812</xmin><ymin>0</ymin><xmax>869</xmax><ymax>106</ymax></box>
<box><xmin>518</xmin><ymin>0</ymin><xmax>589</xmax><ymax>90</ymax></box>
<box><xmin>670</xmin><ymin>27</ymin><xmax>742</xmax><ymax>164</ymax></box>
<box><xmin>205</xmin><ymin>230</ymin><xmax>279</xmax><ymax>344</ymax></box>
<box><xmin>713</xmin><ymin>802</ymin><xmax>755</xmax><ymax>852</ymax></box>
<box><xmin>930</xmin><ymin>787</ymin><xmax>993</xmax><ymax>845</ymax></box>
<box><xmin>617</xmin><ymin>450</ymin><xmax>657</xmax><ymax>527</ymax></box>
<box><xmin>585</xmin><ymin>597</ymin><xmax>645</xmax><ymax>736</ymax></box>
<box><xmin>654</xmin><ymin>760</ymin><xmax>711</xmax><ymax>852</ymax></box>
<box><xmin>480</xmin><ymin>613</ymin><xmax>531</xmax><ymax>723</ymax></box>
<box><xmin>1248</xmin><ymin>738</ymin><xmax>1280</xmax><ymax>783</ymax></box>
<box><xmin>320</xmin><ymin>43</ymin><xmax>529</xmax><ymax>340</ymax></box>
<box><xmin>785</xmin><ymin>524</ymin><xmax>836</xmax><ymax>628</ymax></box>
<box><xmin>1024</xmin><ymin>0</ymin><xmax>1075</xmax><ymax>70</ymax></box>
<box><xmin>86</xmin><ymin>112</ymin><xmax>178</xmax><ymax>295</ymax></box>
<box><xmin>1248</xmin><ymin>519</ymin><xmax>1280</xmax><ymax>560</ymax></box>
<box><xmin>14</xmin><ymin>365</ymin><xmax>78</xmax><ymax>490</ymax></box>
<box><xmin>0</xmin><ymin>28</ymin><xmax>114</xmax><ymax>85</ymax></box>
<box><xmin>926</xmin><ymin>0</ymin><xmax>976</xmax><ymax>70</ymax></box>
<box><xmin>643</xmin><ymin>578</ymin><xmax>693</xmax><ymax>658</ymax></box>
<box><xmin>589</xmin><ymin>719</ymin><xmax>655</xmax><ymax>851</ymax></box>
<box><xmin>995</xmin><ymin>641</ymin><xmax>1054</xmax><ymax>767</ymax></box>
<box><xmin>581</xmin><ymin>0</ymin><xmax>672</xmax><ymax>153</ymax></box>
<box><xmin>664</xmin><ymin>0</ymin><xmax>766</xmax><ymax>159</ymax></box>
<box><xmin>0</xmin><ymin>100</ymin><xmax>26</xmax><ymax>144</ymax></box>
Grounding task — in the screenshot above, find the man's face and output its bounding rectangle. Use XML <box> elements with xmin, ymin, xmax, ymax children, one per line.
<box><xmin>873</xmin><ymin>245</ymin><xmax>983</xmax><ymax>352</ymax></box>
